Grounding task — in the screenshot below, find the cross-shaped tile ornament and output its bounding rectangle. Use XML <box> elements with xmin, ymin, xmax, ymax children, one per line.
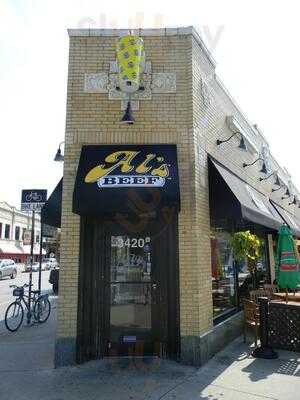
<box><xmin>84</xmin><ymin>61</ymin><xmax>176</xmax><ymax>110</ymax></box>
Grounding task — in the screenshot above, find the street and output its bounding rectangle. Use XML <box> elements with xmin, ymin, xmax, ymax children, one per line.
<box><xmin>0</xmin><ymin>267</ymin><xmax>53</xmax><ymax>334</ymax></box>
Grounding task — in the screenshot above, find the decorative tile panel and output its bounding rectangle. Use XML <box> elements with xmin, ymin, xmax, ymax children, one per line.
<box><xmin>152</xmin><ymin>73</ymin><xmax>176</xmax><ymax>93</ymax></box>
<box><xmin>84</xmin><ymin>73</ymin><xmax>108</xmax><ymax>93</ymax></box>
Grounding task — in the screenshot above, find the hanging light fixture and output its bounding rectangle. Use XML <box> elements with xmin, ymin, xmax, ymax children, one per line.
<box><xmin>54</xmin><ymin>141</ymin><xmax>65</xmax><ymax>162</ymax></box>
<box><xmin>274</xmin><ymin>175</ymin><xmax>281</xmax><ymax>187</ymax></box>
<box><xmin>216</xmin><ymin>131</ymin><xmax>247</xmax><ymax>151</ymax></box>
<box><xmin>243</xmin><ymin>157</ymin><xmax>268</xmax><ymax>174</ymax></box>
<box><xmin>289</xmin><ymin>196</ymin><xmax>297</xmax><ymax>206</ymax></box>
<box><xmin>120</xmin><ymin>101</ymin><xmax>135</xmax><ymax>124</ymax></box>
<box><xmin>281</xmin><ymin>188</ymin><xmax>291</xmax><ymax>200</ymax></box>
<box><xmin>272</xmin><ymin>183</ymin><xmax>285</xmax><ymax>192</ymax></box>
<box><xmin>259</xmin><ymin>171</ymin><xmax>278</xmax><ymax>182</ymax></box>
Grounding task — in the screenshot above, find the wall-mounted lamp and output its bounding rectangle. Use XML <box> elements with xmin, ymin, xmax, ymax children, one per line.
<box><xmin>289</xmin><ymin>196</ymin><xmax>297</xmax><ymax>206</ymax></box>
<box><xmin>259</xmin><ymin>171</ymin><xmax>279</xmax><ymax>184</ymax></box>
<box><xmin>120</xmin><ymin>101</ymin><xmax>135</xmax><ymax>124</ymax></box>
<box><xmin>54</xmin><ymin>141</ymin><xmax>65</xmax><ymax>162</ymax></box>
<box><xmin>243</xmin><ymin>157</ymin><xmax>267</xmax><ymax>174</ymax></box>
<box><xmin>272</xmin><ymin>183</ymin><xmax>285</xmax><ymax>192</ymax></box>
<box><xmin>216</xmin><ymin>131</ymin><xmax>247</xmax><ymax>151</ymax></box>
<box><xmin>281</xmin><ymin>188</ymin><xmax>291</xmax><ymax>200</ymax></box>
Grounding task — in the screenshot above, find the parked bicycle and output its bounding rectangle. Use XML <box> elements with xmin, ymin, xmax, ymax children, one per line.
<box><xmin>5</xmin><ymin>283</ymin><xmax>51</xmax><ymax>332</ymax></box>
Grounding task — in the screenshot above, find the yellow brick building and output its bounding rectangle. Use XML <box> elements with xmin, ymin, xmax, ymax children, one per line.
<box><xmin>45</xmin><ymin>27</ymin><xmax>300</xmax><ymax>367</ymax></box>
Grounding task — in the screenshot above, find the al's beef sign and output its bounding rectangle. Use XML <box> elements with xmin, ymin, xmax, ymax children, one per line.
<box><xmin>73</xmin><ymin>144</ymin><xmax>180</xmax><ymax>216</ymax></box>
<box><xmin>85</xmin><ymin>150</ymin><xmax>170</xmax><ymax>188</ymax></box>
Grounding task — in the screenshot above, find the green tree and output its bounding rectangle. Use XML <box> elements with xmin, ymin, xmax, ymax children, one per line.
<box><xmin>230</xmin><ymin>231</ymin><xmax>261</xmax><ymax>289</ymax></box>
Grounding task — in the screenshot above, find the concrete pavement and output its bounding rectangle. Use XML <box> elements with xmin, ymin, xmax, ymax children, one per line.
<box><xmin>0</xmin><ymin>299</ymin><xmax>300</xmax><ymax>399</ymax></box>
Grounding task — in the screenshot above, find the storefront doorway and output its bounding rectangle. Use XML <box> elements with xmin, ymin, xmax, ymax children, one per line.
<box><xmin>76</xmin><ymin>212</ymin><xmax>180</xmax><ymax>363</ymax></box>
<box><xmin>109</xmin><ymin>230</ymin><xmax>156</xmax><ymax>356</ymax></box>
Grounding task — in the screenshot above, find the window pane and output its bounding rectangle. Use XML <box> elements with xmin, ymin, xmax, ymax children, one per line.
<box><xmin>110</xmin><ymin>236</ymin><xmax>151</xmax><ymax>282</ymax></box>
<box><xmin>211</xmin><ymin>230</ymin><xmax>237</xmax><ymax>319</ymax></box>
<box><xmin>238</xmin><ymin>236</ymin><xmax>267</xmax><ymax>298</ymax></box>
<box><xmin>5</xmin><ymin>224</ymin><xmax>10</xmax><ymax>239</ymax></box>
<box><xmin>15</xmin><ymin>226</ymin><xmax>20</xmax><ymax>241</ymax></box>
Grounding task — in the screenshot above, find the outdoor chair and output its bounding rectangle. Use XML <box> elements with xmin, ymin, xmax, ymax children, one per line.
<box><xmin>243</xmin><ymin>299</ymin><xmax>260</xmax><ymax>346</ymax></box>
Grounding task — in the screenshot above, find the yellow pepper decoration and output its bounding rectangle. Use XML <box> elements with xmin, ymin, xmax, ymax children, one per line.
<box><xmin>116</xmin><ymin>35</ymin><xmax>145</xmax><ymax>94</ymax></box>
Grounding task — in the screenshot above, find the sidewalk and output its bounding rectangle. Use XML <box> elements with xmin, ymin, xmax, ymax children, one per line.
<box><xmin>0</xmin><ymin>305</ymin><xmax>300</xmax><ymax>400</ymax></box>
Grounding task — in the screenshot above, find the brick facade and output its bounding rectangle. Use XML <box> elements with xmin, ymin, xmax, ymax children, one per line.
<box><xmin>55</xmin><ymin>26</ymin><xmax>300</xmax><ymax>366</ymax></box>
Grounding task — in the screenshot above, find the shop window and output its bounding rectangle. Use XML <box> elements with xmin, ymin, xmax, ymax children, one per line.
<box><xmin>211</xmin><ymin>230</ymin><xmax>239</xmax><ymax>321</ymax></box>
<box><xmin>211</xmin><ymin>230</ymin><xmax>268</xmax><ymax>323</ymax></box>
<box><xmin>5</xmin><ymin>224</ymin><xmax>10</xmax><ymax>239</ymax></box>
<box><xmin>237</xmin><ymin>237</ymin><xmax>268</xmax><ymax>298</ymax></box>
<box><xmin>15</xmin><ymin>226</ymin><xmax>20</xmax><ymax>241</ymax></box>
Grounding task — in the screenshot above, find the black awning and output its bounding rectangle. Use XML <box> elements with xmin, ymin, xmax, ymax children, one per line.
<box><xmin>210</xmin><ymin>159</ymin><xmax>284</xmax><ymax>231</ymax></box>
<box><xmin>73</xmin><ymin>145</ymin><xmax>180</xmax><ymax>217</ymax></box>
<box><xmin>41</xmin><ymin>179</ymin><xmax>62</xmax><ymax>228</ymax></box>
<box><xmin>270</xmin><ymin>201</ymin><xmax>300</xmax><ymax>237</ymax></box>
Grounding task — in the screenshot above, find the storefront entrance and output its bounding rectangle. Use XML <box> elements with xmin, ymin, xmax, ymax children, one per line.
<box><xmin>76</xmin><ymin>212</ymin><xmax>180</xmax><ymax>363</ymax></box>
<box><xmin>109</xmin><ymin>230</ymin><xmax>156</xmax><ymax>356</ymax></box>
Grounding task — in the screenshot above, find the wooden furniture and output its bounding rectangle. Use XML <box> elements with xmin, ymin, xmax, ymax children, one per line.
<box><xmin>243</xmin><ymin>299</ymin><xmax>260</xmax><ymax>346</ymax></box>
<box><xmin>272</xmin><ymin>292</ymin><xmax>300</xmax><ymax>303</ymax></box>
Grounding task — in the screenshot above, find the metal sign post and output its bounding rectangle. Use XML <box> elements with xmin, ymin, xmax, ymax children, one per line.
<box><xmin>21</xmin><ymin>189</ymin><xmax>47</xmax><ymax>323</ymax></box>
<box><xmin>28</xmin><ymin>210</ymin><xmax>35</xmax><ymax>324</ymax></box>
<box><xmin>38</xmin><ymin>223</ymin><xmax>43</xmax><ymax>294</ymax></box>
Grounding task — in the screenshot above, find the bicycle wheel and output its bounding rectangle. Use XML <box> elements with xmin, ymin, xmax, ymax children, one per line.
<box><xmin>5</xmin><ymin>302</ymin><xmax>24</xmax><ymax>332</ymax></box>
<box><xmin>33</xmin><ymin>297</ymin><xmax>51</xmax><ymax>323</ymax></box>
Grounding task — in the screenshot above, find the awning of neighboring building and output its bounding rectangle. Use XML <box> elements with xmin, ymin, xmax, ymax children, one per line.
<box><xmin>0</xmin><ymin>243</ymin><xmax>24</xmax><ymax>254</ymax></box>
<box><xmin>73</xmin><ymin>145</ymin><xmax>180</xmax><ymax>217</ymax></box>
<box><xmin>23</xmin><ymin>245</ymin><xmax>46</xmax><ymax>256</ymax></box>
<box><xmin>270</xmin><ymin>201</ymin><xmax>300</xmax><ymax>237</ymax></box>
<box><xmin>0</xmin><ymin>243</ymin><xmax>46</xmax><ymax>255</ymax></box>
<box><xmin>41</xmin><ymin>179</ymin><xmax>62</xmax><ymax>228</ymax></box>
<box><xmin>210</xmin><ymin>158</ymin><xmax>285</xmax><ymax>231</ymax></box>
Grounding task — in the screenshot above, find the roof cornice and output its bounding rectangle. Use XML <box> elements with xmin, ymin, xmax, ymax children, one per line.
<box><xmin>67</xmin><ymin>26</ymin><xmax>216</xmax><ymax>68</ymax></box>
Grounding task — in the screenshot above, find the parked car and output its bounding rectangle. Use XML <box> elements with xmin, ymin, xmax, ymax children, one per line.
<box><xmin>0</xmin><ymin>259</ymin><xmax>17</xmax><ymax>280</ymax></box>
<box><xmin>24</xmin><ymin>262</ymin><xmax>40</xmax><ymax>272</ymax></box>
<box><xmin>49</xmin><ymin>267</ymin><xmax>59</xmax><ymax>294</ymax></box>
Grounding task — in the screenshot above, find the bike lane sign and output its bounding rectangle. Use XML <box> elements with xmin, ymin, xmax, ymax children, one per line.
<box><xmin>21</xmin><ymin>189</ymin><xmax>47</xmax><ymax>212</ymax></box>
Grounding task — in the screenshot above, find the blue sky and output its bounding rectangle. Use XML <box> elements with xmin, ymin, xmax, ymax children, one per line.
<box><xmin>1</xmin><ymin>0</ymin><xmax>300</xmax><ymax>207</ymax></box>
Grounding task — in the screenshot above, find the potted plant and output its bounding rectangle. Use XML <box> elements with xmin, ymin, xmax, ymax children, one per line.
<box><xmin>230</xmin><ymin>230</ymin><xmax>261</xmax><ymax>290</ymax></box>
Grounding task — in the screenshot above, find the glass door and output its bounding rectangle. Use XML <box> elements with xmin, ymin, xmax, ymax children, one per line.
<box><xmin>108</xmin><ymin>234</ymin><xmax>159</xmax><ymax>356</ymax></box>
<box><xmin>76</xmin><ymin>214</ymin><xmax>179</xmax><ymax>363</ymax></box>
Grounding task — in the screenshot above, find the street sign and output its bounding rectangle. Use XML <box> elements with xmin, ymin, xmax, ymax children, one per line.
<box><xmin>21</xmin><ymin>189</ymin><xmax>47</xmax><ymax>212</ymax></box>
